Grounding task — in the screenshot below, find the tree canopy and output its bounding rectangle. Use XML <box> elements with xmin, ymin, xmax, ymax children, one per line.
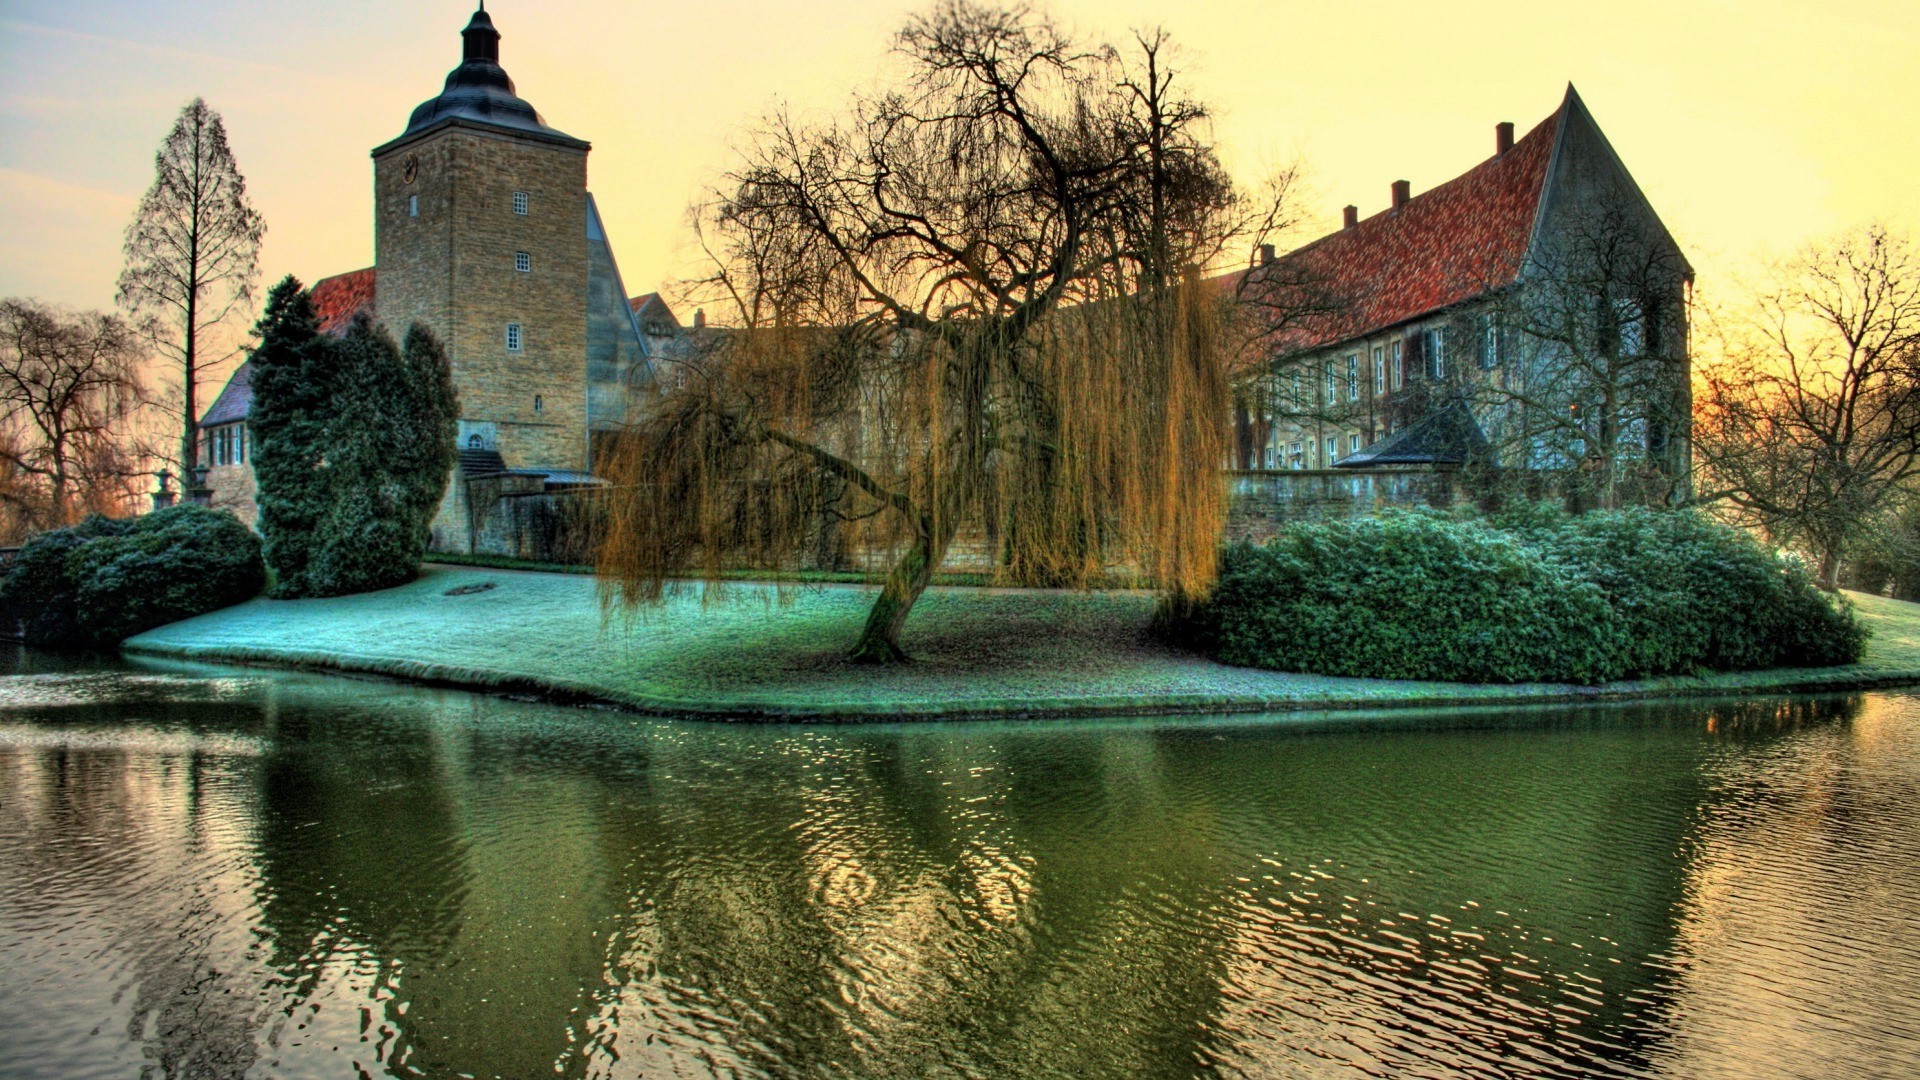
<box><xmin>1695</xmin><ymin>224</ymin><xmax>1920</xmax><ymax>588</ymax></box>
<box><xmin>0</xmin><ymin>298</ymin><xmax>147</xmax><ymax>537</ymax></box>
<box><xmin>117</xmin><ymin>97</ymin><xmax>265</xmax><ymax>493</ymax></box>
<box><xmin>249</xmin><ymin>277</ymin><xmax>458</xmax><ymax>598</ymax></box>
<box><xmin>597</xmin><ymin>1</ymin><xmax>1298</xmax><ymax>662</ymax></box>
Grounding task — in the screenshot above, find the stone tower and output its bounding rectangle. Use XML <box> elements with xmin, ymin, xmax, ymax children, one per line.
<box><xmin>371</xmin><ymin>5</ymin><xmax>591</xmax><ymax>479</ymax></box>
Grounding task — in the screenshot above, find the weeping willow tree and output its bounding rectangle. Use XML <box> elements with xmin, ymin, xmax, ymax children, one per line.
<box><xmin>599</xmin><ymin>2</ymin><xmax>1297</xmax><ymax>662</ymax></box>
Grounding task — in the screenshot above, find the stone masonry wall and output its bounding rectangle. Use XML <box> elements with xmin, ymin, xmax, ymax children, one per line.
<box><xmin>375</xmin><ymin>126</ymin><xmax>591</xmax><ymax>478</ymax></box>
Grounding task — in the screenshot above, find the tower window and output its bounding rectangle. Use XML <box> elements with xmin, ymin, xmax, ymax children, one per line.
<box><xmin>515</xmin><ymin>252</ymin><xmax>531</xmax><ymax>273</ymax></box>
<box><xmin>534</xmin><ymin>394</ymin><xmax>544</xmax><ymax>412</ymax></box>
<box><xmin>408</xmin><ymin>194</ymin><xmax>419</xmax><ymax>218</ymax></box>
<box><xmin>512</xmin><ymin>191</ymin><xmax>529</xmax><ymax>215</ymax></box>
<box><xmin>505</xmin><ymin>323</ymin><xmax>523</xmax><ymax>352</ymax></box>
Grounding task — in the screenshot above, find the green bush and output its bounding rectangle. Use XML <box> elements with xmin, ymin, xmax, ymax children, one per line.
<box><xmin>1202</xmin><ymin>513</ymin><xmax>1624</xmax><ymax>684</ymax></box>
<box><xmin>0</xmin><ymin>514</ymin><xmax>136</xmax><ymax>646</ymax></box>
<box><xmin>1498</xmin><ymin>506</ymin><xmax>1865</xmax><ymax>674</ymax></box>
<box><xmin>249</xmin><ymin>278</ymin><xmax>458</xmax><ymax>599</ymax></box>
<box><xmin>0</xmin><ymin>506</ymin><xmax>264</xmax><ymax>648</ymax></box>
<box><xmin>1196</xmin><ymin>508</ymin><xmax>1865</xmax><ymax>685</ymax></box>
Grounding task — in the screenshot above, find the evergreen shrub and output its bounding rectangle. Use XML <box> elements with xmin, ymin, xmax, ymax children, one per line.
<box><xmin>1497</xmin><ymin>505</ymin><xmax>1865</xmax><ymax>674</ymax></box>
<box><xmin>249</xmin><ymin>277</ymin><xmax>458</xmax><ymax>598</ymax></box>
<box><xmin>1194</xmin><ymin>508</ymin><xmax>1865</xmax><ymax>685</ymax></box>
<box><xmin>0</xmin><ymin>506</ymin><xmax>264</xmax><ymax>647</ymax></box>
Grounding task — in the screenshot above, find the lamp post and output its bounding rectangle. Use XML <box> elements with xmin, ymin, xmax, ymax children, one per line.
<box><xmin>188</xmin><ymin>465</ymin><xmax>213</xmax><ymax>508</ymax></box>
<box><xmin>150</xmin><ymin>470</ymin><xmax>176</xmax><ymax>512</ymax></box>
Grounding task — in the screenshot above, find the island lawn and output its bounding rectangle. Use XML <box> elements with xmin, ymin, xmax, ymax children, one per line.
<box><xmin>121</xmin><ymin>567</ymin><xmax>1920</xmax><ymax>720</ymax></box>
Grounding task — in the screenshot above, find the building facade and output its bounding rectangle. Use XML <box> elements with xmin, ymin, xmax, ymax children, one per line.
<box><xmin>1230</xmin><ymin>87</ymin><xmax>1693</xmax><ymax>508</ymax></box>
<box><xmin>197</xmin><ymin>6</ymin><xmax>662</xmax><ymax>549</ymax></box>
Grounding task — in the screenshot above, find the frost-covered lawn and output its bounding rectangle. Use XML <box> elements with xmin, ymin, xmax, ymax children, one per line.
<box><xmin>121</xmin><ymin>569</ymin><xmax>1920</xmax><ymax>719</ymax></box>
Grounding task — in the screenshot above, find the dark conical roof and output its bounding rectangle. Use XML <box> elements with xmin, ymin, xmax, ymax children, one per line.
<box><xmin>374</xmin><ymin>5</ymin><xmax>587</xmax><ymax>155</ymax></box>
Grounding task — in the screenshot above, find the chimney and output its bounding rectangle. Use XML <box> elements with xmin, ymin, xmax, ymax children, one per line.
<box><xmin>1391</xmin><ymin>180</ymin><xmax>1410</xmax><ymax>210</ymax></box>
<box><xmin>1342</xmin><ymin>204</ymin><xmax>1359</xmax><ymax>229</ymax></box>
<box><xmin>1496</xmin><ymin>121</ymin><xmax>1515</xmax><ymax>156</ymax></box>
<box><xmin>1259</xmin><ymin>243</ymin><xmax>1276</xmax><ymax>266</ymax></box>
<box><xmin>693</xmin><ymin>308</ymin><xmax>706</xmax><ymax>330</ymax></box>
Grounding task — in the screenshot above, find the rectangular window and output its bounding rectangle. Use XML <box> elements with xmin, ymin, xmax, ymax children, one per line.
<box><xmin>1326</xmin><ymin>436</ymin><xmax>1339</xmax><ymax>464</ymax></box>
<box><xmin>505</xmin><ymin>323</ymin><xmax>523</xmax><ymax>352</ymax></box>
<box><xmin>512</xmin><ymin>191</ymin><xmax>529</xmax><ymax>215</ymax></box>
<box><xmin>515</xmin><ymin>251</ymin><xmax>531</xmax><ymax>273</ymax></box>
<box><xmin>1482</xmin><ymin>315</ymin><xmax>1499</xmax><ymax>369</ymax></box>
<box><xmin>236</xmin><ymin>426</ymin><xmax>246</xmax><ymax>465</ymax></box>
<box><xmin>408</xmin><ymin>194</ymin><xmax>419</xmax><ymax>218</ymax></box>
<box><xmin>1350</xmin><ymin>433</ymin><xmax>1362</xmax><ymax>454</ymax></box>
<box><xmin>1391</xmin><ymin>339</ymin><xmax>1404</xmax><ymax>389</ymax></box>
<box><xmin>1615</xmin><ymin>298</ymin><xmax>1646</xmax><ymax>356</ymax></box>
<box><xmin>1262</xmin><ymin>446</ymin><xmax>1275</xmax><ymax>469</ymax></box>
<box><xmin>1372</xmin><ymin>346</ymin><xmax>1385</xmax><ymax>395</ymax></box>
<box><xmin>1290</xmin><ymin>370</ymin><xmax>1301</xmax><ymax>406</ymax></box>
<box><xmin>1346</xmin><ymin>354</ymin><xmax>1360</xmax><ymax>401</ymax></box>
<box><xmin>1325</xmin><ymin>361</ymin><xmax>1338</xmax><ymax>406</ymax></box>
<box><xmin>1429</xmin><ymin>328</ymin><xmax>1448</xmax><ymax>380</ymax></box>
<box><xmin>1289</xmin><ymin>441</ymin><xmax>1303</xmax><ymax>468</ymax></box>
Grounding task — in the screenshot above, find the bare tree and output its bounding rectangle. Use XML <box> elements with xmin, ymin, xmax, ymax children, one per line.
<box><xmin>1471</xmin><ymin>199</ymin><xmax>1693</xmax><ymax>508</ymax></box>
<box><xmin>117</xmin><ymin>98</ymin><xmax>265</xmax><ymax>492</ymax></box>
<box><xmin>599</xmin><ymin>2</ymin><xmax>1295</xmax><ymax>662</ymax></box>
<box><xmin>1695</xmin><ymin>225</ymin><xmax>1920</xmax><ymax>588</ymax></box>
<box><xmin>0</xmin><ymin>299</ymin><xmax>148</xmax><ymax>534</ymax></box>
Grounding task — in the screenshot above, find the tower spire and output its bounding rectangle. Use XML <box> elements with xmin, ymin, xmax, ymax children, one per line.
<box><xmin>462</xmin><ymin>5</ymin><xmax>500</xmax><ymax>64</ymax></box>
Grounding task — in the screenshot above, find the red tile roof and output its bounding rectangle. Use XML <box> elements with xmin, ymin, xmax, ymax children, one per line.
<box><xmin>311</xmin><ymin>267</ymin><xmax>376</xmax><ymax>336</ymax></box>
<box><xmin>1236</xmin><ymin>102</ymin><xmax>1562</xmax><ymax>355</ymax></box>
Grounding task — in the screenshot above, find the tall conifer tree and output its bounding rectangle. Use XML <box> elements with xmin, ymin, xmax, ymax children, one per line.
<box><xmin>118</xmin><ymin>98</ymin><xmax>265</xmax><ymax>492</ymax></box>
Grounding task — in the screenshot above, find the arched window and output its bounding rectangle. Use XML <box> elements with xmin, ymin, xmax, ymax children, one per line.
<box><xmin>468</xmin><ymin>434</ymin><xmax>483</xmax><ymax>450</ymax></box>
<box><xmin>534</xmin><ymin>394</ymin><xmax>544</xmax><ymax>413</ymax></box>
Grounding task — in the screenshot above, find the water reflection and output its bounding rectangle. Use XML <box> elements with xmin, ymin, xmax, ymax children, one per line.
<box><xmin>1</xmin><ymin>660</ymin><xmax>1916</xmax><ymax>1078</ymax></box>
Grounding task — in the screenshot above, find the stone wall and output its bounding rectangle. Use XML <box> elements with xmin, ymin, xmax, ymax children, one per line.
<box><xmin>375</xmin><ymin>125</ymin><xmax>591</xmax><ymax>479</ymax></box>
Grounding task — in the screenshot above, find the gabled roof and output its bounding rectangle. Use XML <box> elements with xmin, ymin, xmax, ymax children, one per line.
<box><xmin>199</xmin><ymin>267</ymin><xmax>375</xmax><ymax>428</ymax></box>
<box><xmin>200</xmin><ymin>361</ymin><xmax>253</xmax><ymax>428</ymax></box>
<box><xmin>311</xmin><ymin>267</ymin><xmax>376</xmax><ymax>335</ymax></box>
<box><xmin>1335</xmin><ymin>401</ymin><xmax>1490</xmax><ymax>468</ymax></box>
<box><xmin>629</xmin><ymin>292</ymin><xmax>678</xmax><ymax>328</ymax></box>
<box><xmin>1237</xmin><ymin>92</ymin><xmax>1567</xmax><ymax>355</ymax></box>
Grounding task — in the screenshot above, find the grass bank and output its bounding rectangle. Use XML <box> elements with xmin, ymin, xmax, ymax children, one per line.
<box><xmin>121</xmin><ymin>568</ymin><xmax>1920</xmax><ymax>721</ymax></box>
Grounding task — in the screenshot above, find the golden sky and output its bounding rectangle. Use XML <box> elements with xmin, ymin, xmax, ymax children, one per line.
<box><xmin>2</xmin><ymin>0</ymin><xmax>1915</xmax><ymax>330</ymax></box>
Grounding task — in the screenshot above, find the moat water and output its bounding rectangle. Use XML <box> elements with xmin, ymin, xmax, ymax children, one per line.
<box><xmin>1</xmin><ymin>654</ymin><xmax>1917</xmax><ymax>1079</ymax></box>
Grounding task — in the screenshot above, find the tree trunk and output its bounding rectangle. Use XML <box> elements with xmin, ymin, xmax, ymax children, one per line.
<box><xmin>1817</xmin><ymin>547</ymin><xmax>1842</xmax><ymax>592</ymax></box>
<box><xmin>849</xmin><ymin>519</ymin><xmax>952</xmax><ymax>665</ymax></box>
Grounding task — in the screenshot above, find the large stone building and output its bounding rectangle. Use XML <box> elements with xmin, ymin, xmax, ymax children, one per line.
<box><xmin>197</xmin><ymin>5</ymin><xmax>667</xmax><ymax>550</ymax></box>
<box><xmin>1228</xmin><ymin>86</ymin><xmax>1693</xmax><ymax>510</ymax></box>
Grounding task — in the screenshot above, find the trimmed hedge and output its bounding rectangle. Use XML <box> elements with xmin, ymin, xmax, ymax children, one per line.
<box><xmin>0</xmin><ymin>506</ymin><xmax>264</xmax><ymax>648</ymax></box>
<box><xmin>1195</xmin><ymin>508</ymin><xmax>1865</xmax><ymax>685</ymax></box>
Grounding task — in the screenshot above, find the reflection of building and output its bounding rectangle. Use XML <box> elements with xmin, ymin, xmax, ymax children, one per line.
<box><xmin>1229</xmin><ymin>87</ymin><xmax>1692</xmax><ymax>504</ymax></box>
<box><xmin>196</xmin><ymin>6</ymin><xmax>673</xmax><ymax>549</ymax></box>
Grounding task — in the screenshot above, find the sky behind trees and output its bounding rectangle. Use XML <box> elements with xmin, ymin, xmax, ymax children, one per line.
<box><xmin>1</xmin><ymin>0</ymin><xmax>1914</xmax><ymax>322</ymax></box>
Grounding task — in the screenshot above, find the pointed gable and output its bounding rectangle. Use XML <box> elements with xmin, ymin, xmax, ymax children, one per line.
<box><xmin>1239</xmin><ymin>96</ymin><xmax>1566</xmax><ymax>355</ymax></box>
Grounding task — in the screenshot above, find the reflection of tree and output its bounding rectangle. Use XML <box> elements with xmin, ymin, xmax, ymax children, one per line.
<box><xmin>4</xmin><ymin>673</ymin><xmax>1874</xmax><ymax>1077</ymax></box>
<box><xmin>0</xmin><ymin>693</ymin><xmax>276</xmax><ymax>1079</ymax></box>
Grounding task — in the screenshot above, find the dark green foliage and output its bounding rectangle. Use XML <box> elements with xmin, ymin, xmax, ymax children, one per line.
<box><xmin>1201</xmin><ymin>514</ymin><xmax>1622</xmax><ymax>684</ymax></box>
<box><xmin>0</xmin><ymin>506</ymin><xmax>263</xmax><ymax>647</ymax></box>
<box><xmin>1499</xmin><ymin>506</ymin><xmax>1867</xmax><ymax>673</ymax></box>
<box><xmin>248</xmin><ymin>282</ymin><xmax>458</xmax><ymax>598</ymax></box>
<box><xmin>1196</xmin><ymin>508</ymin><xmax>1865</xmax><ymax>685</ymax></box>
<box><xmin>69</xmin><ymin>506</ymin><xmax>266</xmax><ymax>645</ymax></box>
<box><xmin>248</xmin><ymin>276</ymin><xmax>330</xmax><ymax>597</ymax></box>
<box><xmin>1843</xmin><ymin>501</ymin><xmax>1920</xmax><ymax>602</ymax></box>
<box><xmin>0</xmin><ymin>514</ymin><xmax>135</xmax><ymax>645</ymax></box>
